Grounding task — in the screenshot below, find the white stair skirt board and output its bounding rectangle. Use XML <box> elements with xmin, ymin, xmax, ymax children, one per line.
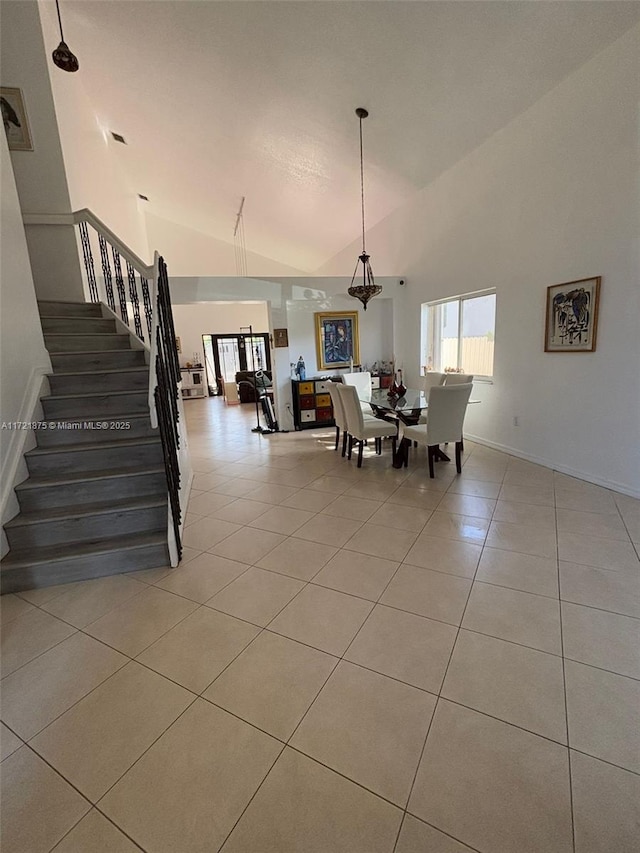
<box><xmin>1</xmin><ymin>368</ymin><xmax>51</xmax><ymax>557</ymax></box>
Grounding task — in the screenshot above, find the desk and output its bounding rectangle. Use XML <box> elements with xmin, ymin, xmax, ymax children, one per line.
<box><xmin>359</xmin><ymin>388</ymin><xmax>478</xmax><ymax>469</ymax></box>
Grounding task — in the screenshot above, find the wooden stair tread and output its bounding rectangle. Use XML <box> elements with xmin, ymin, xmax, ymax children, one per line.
<box><xmin>25</xmin><ymin>437</ymin><xmax>160</xmax><ymax>457</ymax></box>
<box><xmin>15</xmin><ymin>464</ymin><xmax>165</xmax><ymax>489</ymax></box>
<box><xmin>5</xmin><ymin>496</ymin><xmax>167</xmax><ymax>528</ymax></box>
<box><xmin>0</xmin><ymin>532</ymin><xmax>167</xmax><ymax>568</ymax></box>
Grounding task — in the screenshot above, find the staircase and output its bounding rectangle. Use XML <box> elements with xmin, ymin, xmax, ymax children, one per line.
<box><xmin>1</xmin><ymin>300</ymin><xmax>170</xmax><ymax>593</ymax></box>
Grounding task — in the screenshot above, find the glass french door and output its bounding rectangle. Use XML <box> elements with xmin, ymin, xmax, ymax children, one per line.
<box><xmin>202</xmin><ymin>333</ymin><xmax>271</xmax><ymax>389</ymax></box>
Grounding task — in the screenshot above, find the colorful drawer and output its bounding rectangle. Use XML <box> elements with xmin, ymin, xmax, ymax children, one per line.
<box><xmin>291</xmin><ymin>379</ymin><xmax>336</xmax><ymax>430</ymax></box>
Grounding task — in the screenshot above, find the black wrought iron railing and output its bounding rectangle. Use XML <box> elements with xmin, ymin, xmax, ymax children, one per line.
<box><xmin>153</xmin><ymin>257</ymin><xmax>182</xmax><ymax>558</ymax></box>
<box><xmin>76</xmin><ymin>212</ymin><xmax>153</xmax><ymax>342</ymax></box>
<box><xmin>74</xmin><ymin>212</ymin><xmax>183</xmax><ymax>562</ymax></box>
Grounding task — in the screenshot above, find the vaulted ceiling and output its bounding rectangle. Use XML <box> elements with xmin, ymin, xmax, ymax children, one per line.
<box><xmin>48</xmin><ymin>1</ymin><xmax>640</xmax><ymax>272</ymax></box>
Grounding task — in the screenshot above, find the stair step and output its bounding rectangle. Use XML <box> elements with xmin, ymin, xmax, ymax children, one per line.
<box><xmin>44</xmin><ymin>334</ymin><xmax>133</xmax><ymax>352</ymax></box>
<box><xmin>16</xmin><ymin>465</ymin><xmax>166</xmax><ymax>511</ymax></box>
<box><xmin>5</xmin><ymin>496</ymin><xmax>167</xmax><ymax>549</ymax></box>
<box><xmin>25</xmin><ymin>436</ymin><xmax>162</xmax><ymax>476</ymax></box>
<box><xmin>38</xmin><ymin>300</ymin><xmax>103</xmax><ymax>318</ymax></box>
<box><xmin>0</xmin><ymin>532</ymin><xmax>170</xmax><ymax>594</ymax></box>
<box><xmin>35</xmin><ymin>413</ymin><xmax>155</xmax><ymax>446</ymax></box>
<box><xmin>48</xmin><ymin>367</ymin><xmax>149</xmax><ymax>394</ymax></box>
<box><xmin>50</xmin><ymin>350</ymin><xmax>148</xmax><ymax>372</ymax></box>
<box><xmin>41</xmin><ymin>389</ymin><xmax>148</xmax><ymax>418</ymax></box>
<box><xmin>41</xmin><ymin>316</ymin><xmax>118</xmax><ymax>334</ymax></box>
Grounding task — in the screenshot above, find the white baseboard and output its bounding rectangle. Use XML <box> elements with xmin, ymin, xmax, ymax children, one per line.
<box><xmin>1</xmin><ymin>366</ymin><xmax>51</xmax><ymax>547</ymax></box>
<box><xmin>465</xmin><ymin>433</ymin><xmax>640</xmax><ymax>499</ymax></box>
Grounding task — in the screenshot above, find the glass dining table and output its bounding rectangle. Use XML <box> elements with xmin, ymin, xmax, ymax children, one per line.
<box><xmin>358</xmin><ymin>388</ymin><xmax>477</xmax><ymax>469</ymax></box>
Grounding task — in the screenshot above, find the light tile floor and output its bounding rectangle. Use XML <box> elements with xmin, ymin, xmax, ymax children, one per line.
<box><xmin>1</xmin><ymin>398</ymin><xmax>639</xmax><ymax>853</ymax></box>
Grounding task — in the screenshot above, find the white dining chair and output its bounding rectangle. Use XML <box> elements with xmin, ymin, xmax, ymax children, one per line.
<box><xmin>401</xmin><ymin>383</ymin><xmax>473</xmax><ymax>477</ymax></box>
<box><xmin>441</xmin><ymin>374</ymin><xmax>473</xmax><ymax>449</ymax></box>
<box><xmin>422</xmin><ymin>372</ymin><xmax>446</xmax><ymax>391</ymax></box>
<box><xmin>443</xmin><ymin>373</ymin><xmax>473</xmax><ymax>385</ymax></box>
<box><xmin>327</xmin><ymin>381</ymin><xmax>349</xmax><ymax>456</ymax></box>
<box><xmin>337</xmin><ymin>383</ymin><xmax>397</xmax><ymax>468</ymax></box>
<box><xmin>342</xmin><ymin>371</ymin><xmax>373</xmax><ymax>412</ymax></box>
<box><xmin>417</xmin><ymin>372</ymin><xmax>446</xmax><ymax>425</ymax></box>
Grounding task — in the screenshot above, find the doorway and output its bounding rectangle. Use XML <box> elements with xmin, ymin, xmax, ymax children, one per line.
<box><xmin>202</xmin><ymin>333</ymin><xmax>271</xmax><ymax>391</ymax></box>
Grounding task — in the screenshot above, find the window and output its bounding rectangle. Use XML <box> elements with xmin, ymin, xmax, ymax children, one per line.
<box><xmin>421</xmin><ymin>290</ymin><xmax>496</xmax><ymax>377</ymax></box>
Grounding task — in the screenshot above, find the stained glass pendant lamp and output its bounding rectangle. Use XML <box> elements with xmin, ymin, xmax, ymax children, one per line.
<box><xmin>52</xmin><ymin>0</ymin><xmax>79</xmax><ymax>72</ymax></box>
<box><xmin>348</xmin><ymin>107</ymin><xmax>382</xmax><ymax>310</ymax></box>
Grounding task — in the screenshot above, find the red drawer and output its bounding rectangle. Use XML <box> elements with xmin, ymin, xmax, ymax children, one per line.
<box><xmin>316</xmin><ymin>407</ymin><xmax>334</xmax><ymax>422</ymax></box>
<box><xmin>300</xmin><ymin>395</ymin><xmax>316</xmax><ymax>410</ymax></box>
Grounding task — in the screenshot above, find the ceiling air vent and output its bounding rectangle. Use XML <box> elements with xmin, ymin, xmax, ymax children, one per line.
<box><xmin>110</xmin><ymin>132</ymin><xmax>127</xmax><ymax>144</ymax></box>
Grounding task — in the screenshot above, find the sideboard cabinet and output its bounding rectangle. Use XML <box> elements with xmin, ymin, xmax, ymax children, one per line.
<box><xmin>291</xmin><ymin>379</ymin><xmax>335</xmax><ymax>430</ymax></box>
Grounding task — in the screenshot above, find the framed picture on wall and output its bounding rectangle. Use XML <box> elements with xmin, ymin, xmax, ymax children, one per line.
<box><xmin>1</xmin><ymin>87</ymin><xmax>33</xmax><ymax>151</ymax></box>
<box><xmin>314</xmin><ymin>311</ymin><xmax>360</xmax><ymax>370</ymax></box>
<box><xmin>273</xmin><ymin>328</ymin><xmax>289</xmax><ymax>348</ymax></box>
<box><xmin>544</xmin><ymin>276</ymin><xmax>601</xmax><ymax>352</ymax></box>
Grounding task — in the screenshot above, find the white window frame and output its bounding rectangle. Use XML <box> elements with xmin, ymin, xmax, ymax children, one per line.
<box><xmin>422</xmin><ymin>288</ymin><xmax>496</xmax><ymax>379</ymax></box>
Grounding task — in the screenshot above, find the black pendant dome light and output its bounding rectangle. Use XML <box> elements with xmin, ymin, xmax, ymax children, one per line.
<box><xmin>348</xmin><ymin>107</ymin><xmax>382</xmax><ymax>310</ymax></box>
<box><xmin>52</xmin><ymin>0</ymin><xmax>79</xmax><ymax>72</ymax></box>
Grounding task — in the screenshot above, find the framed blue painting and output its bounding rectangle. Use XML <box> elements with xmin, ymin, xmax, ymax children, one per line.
<box><xmin>314</xmin><ymin>311</ymin><xmax>360</xmax><ymax>370</ymax></box>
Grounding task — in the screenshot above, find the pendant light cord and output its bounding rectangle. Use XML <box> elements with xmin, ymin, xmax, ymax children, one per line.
<box><xmin>359</xmin><ymin>115</ymin><xmax>366</xmax><ymax>254</ymax></box>
<box><xmin>55</xmin><ymin>0</ymin><xmax>65</xmax><ymax>41</ymax></box>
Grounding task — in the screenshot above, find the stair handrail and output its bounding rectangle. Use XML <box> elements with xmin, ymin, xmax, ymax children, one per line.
<box><xmin>72</xmin><ymin>209</ymin><xmax>154</xmax><ymax>278</ymax></box>
<box><xmin>22</xmin><ymin>209</ymin><xmax>154</xmax><ymax>278</ymax></box>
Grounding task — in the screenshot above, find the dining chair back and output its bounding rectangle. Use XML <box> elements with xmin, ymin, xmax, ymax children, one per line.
<box><xmin>422</xmin><ymin>372</ymin><xmax>446</xmax><ymax>391</ymax></box>
<box><xmin>425</xmin><ymin>383</ymin><xmax>473</xmax><ymax>445</ymax></box>
<box><xmin>327</xmin><ymin>381</ymin><xmax>348</xmax><ymax>455</ymax></box>
<box><xmin>402</xmin><ymin>383</ymin><xmax>473</xmax><ymax>477</ymax></box>
<box><xmin>342</xmin><ymin>371</ymin><xmax>372</xmax><ymax>402</ymax></box>
<box><xmin>443</xmin><ymin>373</ymin><xmax>473</xmax><ymax>385</ymax></box>
<box><xmin>337</xmin><ymin>383</ymin><xmax>398</xmax><ymax>468</ymax></box>
<box><xmin>337</xmin><ymin>382</ymin><xmax>365</xmax><ymax>435</ymax></box>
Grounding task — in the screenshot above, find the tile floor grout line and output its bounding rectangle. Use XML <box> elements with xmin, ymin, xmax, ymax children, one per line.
<box><xmin>92</xmin><ymin>694</ymin><xmax>200</xmax><ymax>807</ymax></box>
<box><xmin>566</xmin><ymin>745</ymin><xmax>640</xmax><ymax>779</ymax></box>
<box><xmin>555</xmin><ymin>647</ymin><xmax>640</xmax><ymax>683</ymax></box>
<box><xmin>80</xmin><ymin>593</ymin><xmax>203</xmax><ymax>661</ymax></box>
<box><xmin>37</xmin><ymin>578</ymin><xmax>150</xmax><ymax>632</ymax></box>
<box><xmin>399</xmin><ymin>466</ymin><xmax>501</xmax><ymax>834</ymax></box>
<box><xmin>272</xmin><ymin>514</ymin><xmax>412</xmax><ymax>753</ymax></box>
<box><xmin>50</xmin><ymin>804</ymin><xmax>149</xmax><ymax>853</ymax></box>
<box><xmin>194</xmin><ymin>567</ymin><xmax>321</xmax><ymax>700</ymax></box>
<box><xmin>7</xmin><ymin>656</ymin><xmax>131</xmax><ymax>745</ymax></box>
<box><xmin>558</xmin><ymin>595</ymin><xmax>640</xmax><ymax>621</ymax></box>
<box><xmin>0</xmin><ymin>624</ymin><xmax>79</xmax><ymax>683</ymax></box>
<box><xmin>410</xmin><ymin>812</ymin><xmax>491</xmax><ymax>853</ymax></box>
<box><xmin>18</xmin><ymin>740</ymin><xmax>95</xmax><ymax>813</ymax></box>
<box><xmin>215</xmin><ymin>742</ymin><xmax>288</xmax><ymax>851</ymax></box>
<box><xmin>556</xmin><ymin>492</ymin><xmax>577</xmax><ymax>853</ymax></box>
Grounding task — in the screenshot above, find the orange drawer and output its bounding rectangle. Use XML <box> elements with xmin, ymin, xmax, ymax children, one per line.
<box><xmin>299</xmin><ymin>382</ymin><xmax>314</xmax><ymax>395</ymax></box>
<box><xmin>316</xmin><ymin>394</ymin><xmax>331</xmax><ymax>408</ymax></box>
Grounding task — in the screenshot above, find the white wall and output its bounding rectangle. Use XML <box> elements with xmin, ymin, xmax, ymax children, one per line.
<box><xmin>287</xmin><ymin>295</ymin><xmax>394</xmax><ymax>378</ymax></box>
<box><xmin>172</xmin><ymin>302</ymin><xmax>269</xmax><ymax>371</ymax></box>
<box><xmin>145</xmin><ymin>213</ymin><xmax>307</xmax><ymax>278</ymax></box>
<box><xmin>319</xmin><ymin>25</ymin><xmax>640</xmax><ymax>495</ymax></box>
<box><xmin>1</xmin><ymin>0</ymin><xmax>85</xmax><ymax>300</ymax></box>
<box><xmin>0</xmin><ymin>132</ymin><xmax>52</xmax><ymax>553</ymax></box>
<box><xmin>37</xmin><ymin>1</ymin><xmax>150</xmax><ymax>261</ymax></box>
